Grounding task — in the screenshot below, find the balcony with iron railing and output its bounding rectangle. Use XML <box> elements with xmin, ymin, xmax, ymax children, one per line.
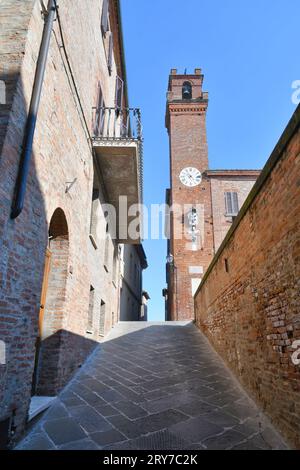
<box><xmin>92</xmin><ymin>107</ymin><xmax>143</xmax><ymax>244</ymax></box>
<box><xmin>93</xmin><ymin>107</ymin><xmax>142</xmax><ymax>141</ymax></box>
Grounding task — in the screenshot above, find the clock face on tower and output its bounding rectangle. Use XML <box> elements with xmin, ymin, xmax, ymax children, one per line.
<box><xmin>179</xmin><ymin>167</ymin><xmax>202</xmax><ymax>187</ymax></box>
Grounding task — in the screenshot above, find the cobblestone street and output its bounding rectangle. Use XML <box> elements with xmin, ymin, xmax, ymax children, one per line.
<box><xmin>18</xmin><ymin>322</ymin><xmax>288</xmax><ymax>450</ymax></box>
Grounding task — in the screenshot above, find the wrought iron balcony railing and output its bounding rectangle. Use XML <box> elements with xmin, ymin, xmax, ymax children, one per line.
<box><xmin>92</xmin><ymin>106</ymin><xmax>144</xmax><ymax>207</ymax></box>
<box><xmin>92</xmin><ymin>107</ymin><xmax>143</xmax><ymax>141</ymax></box>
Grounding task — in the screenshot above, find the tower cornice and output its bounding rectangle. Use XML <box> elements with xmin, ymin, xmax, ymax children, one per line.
<box><xmin>165</xmin><ymin>99</ymin><xmax>208</xmax><ymax>130</ymax></box>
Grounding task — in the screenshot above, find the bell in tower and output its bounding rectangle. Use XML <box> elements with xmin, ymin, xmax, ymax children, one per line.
<box><xmin>182</xmin><ymin>81</ymin><xmax>192</xmax><ymax>100</ymax></box>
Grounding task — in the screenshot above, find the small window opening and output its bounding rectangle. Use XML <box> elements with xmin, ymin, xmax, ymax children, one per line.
<box><xmin>224</xmin><ymin>258</ymin><xmax>229</xmax><ymax>273</ymax></box>
<box><xmin>182</xmin><ymin>81</ymin><xmax>192</xmax><ymax>100</ymax></box>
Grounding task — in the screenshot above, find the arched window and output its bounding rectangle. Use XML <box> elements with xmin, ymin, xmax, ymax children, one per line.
<box><xmin>182</xmin><ymin>81</ymin><xmax>192</xmax><ymax>100</ymax></box>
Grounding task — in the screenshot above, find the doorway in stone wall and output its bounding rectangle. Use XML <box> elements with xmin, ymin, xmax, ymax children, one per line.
<box><xmin>30</xmin><ymin>208</ymin><xmax>69</xmax><ymax>420</ymax></box>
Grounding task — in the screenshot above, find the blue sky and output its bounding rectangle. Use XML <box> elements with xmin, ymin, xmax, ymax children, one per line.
<box><xmin>121</xmin><ymin>0</ymin><xmax>300</xmax><ymax>321</ymax></box>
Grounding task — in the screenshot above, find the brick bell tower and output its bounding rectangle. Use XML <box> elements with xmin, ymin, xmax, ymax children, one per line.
<box><xmin>165</xmin><ymin>68</ymin><xmax>214</xmax><ymax>321</ymax></box>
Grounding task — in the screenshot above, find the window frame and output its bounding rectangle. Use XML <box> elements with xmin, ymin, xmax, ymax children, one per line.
<box><xmin>86</xmin><ymin>286</ymin><xmax>95</xmax><ymax>334</ymax></box>
<box><xmin>115</xmin><ymin>75</ymin><xmax>124</xmax><ymax>110</ymax></box>
<box><xmin>99</xmin><ymin>300</ymin><xmax>106</xmax><ymax>336</ymax></box>
<box><xmin>94</xmin><ymin>82</ymin><xmax>105</xmax><ymax>136</ymax></box>
<box><xmin>224</xmin><ymin>191</ymin><xmax>239</xmax><ymax>216</ymax></box>
<box><xmin>107</xmin><ymin>32</ymin><xmax>113</xmax><ymax>76</ymax></box>
<box><xmin>101</xmin><ymin>0</ymin><xmax>110</xmax><ymax>36</ymax></box>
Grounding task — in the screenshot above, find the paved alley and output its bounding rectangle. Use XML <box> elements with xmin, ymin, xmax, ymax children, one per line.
<box><xmin>17</xmin><ymin>322</ymin><xmax>288</xmax><ymax>450</ymax></box>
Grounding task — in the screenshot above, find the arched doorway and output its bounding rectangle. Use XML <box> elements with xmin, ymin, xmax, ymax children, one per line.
<box><xmin>32</xmin><ymin>208</ymin><xmax>69</xmax><ymax>397</ymax></box>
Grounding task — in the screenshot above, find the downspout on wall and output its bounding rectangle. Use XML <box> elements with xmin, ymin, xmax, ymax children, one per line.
<box><xmin>11</xmin><ymin>0</ymin><xmax>56</xmax><ymax>219</ymax></box>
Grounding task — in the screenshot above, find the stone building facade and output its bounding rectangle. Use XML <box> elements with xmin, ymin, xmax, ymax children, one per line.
<box><xmin>164</xmin><ymin>69</ymin><xmax>259</xmax><ymax>321</ymax></box>
<box><xmin>0</xmin><ymin>0</ymin><xmax>143</xmax><ymax>446</ymax></box>
<box><xmin>119</xmin><ymin>244</ymin><xmax>148</xmax><ymax>322</ymax></box>
<box><xmin>208</xmin><ymin>170</ymin><xmax>261</xmax><ymax>251</ymax></box>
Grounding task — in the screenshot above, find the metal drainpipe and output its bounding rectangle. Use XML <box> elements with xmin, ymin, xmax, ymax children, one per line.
<box><xmin>11</xmin><ymin>0</ymin><xmax>56</xmax><ymax>219</ymax></box>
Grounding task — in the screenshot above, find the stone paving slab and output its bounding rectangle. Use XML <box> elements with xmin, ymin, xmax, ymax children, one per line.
<box><xmin>17</xmin><ymin>322</ymin><xmax>289</xmax><ymax>450</ymax></box>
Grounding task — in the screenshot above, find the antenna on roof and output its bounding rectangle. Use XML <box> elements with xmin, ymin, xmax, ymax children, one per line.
<box><xmin>184</xmin><ymin>68</ymin><xmax>187</xmax><ymax>75</ymax></box>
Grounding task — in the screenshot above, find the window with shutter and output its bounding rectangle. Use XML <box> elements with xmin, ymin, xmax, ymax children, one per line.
<box><xmin>107</xmin><ymin>33</ymin><xmax>113</xmax><ymax>75</ymax></box>
<box><xmin>104</xmin><ymin>223</ymin><xmax>110</xmax><ymax>270</ymax></box>
<box><xmin>225</xmin><ymin>192</ymin><xmax>239</xmax><ymax>216</ymax></box>
<box><xmin>87</xmin><ymin>286</ymin><xmax>95</xmax><ymax>333</ymax></box>
<box><xmin>101</xmin><ymin>0</ymin><xmax>109</xmax><ymax>35</ymax></box>
<box><xmin>232</xmin><ymin>191</ymin><xmax>239</xmax><ymax>214</ymax></box>
<box><xmin>90</xmin><ymin>187</ymin><xmax>100</xmax><ymax>248</ymax></box>
<box><xmin>115</xmin><ymin>75</ymin><xmax>123</xmax><ymax>109</ymax></box>
<box><xmin>225</xmin><ymin>192</ymin><xmax>232</xmax><ymax>215</ymax></box>
<box><xmin>99</xmin><ymin>300</ymin><xmax>106</xmax><ymax>336</ymax></box>
<box><xmin>112</xmin><ymin>246</ymin><xmax>118</xmax><ymax>283</ymax></box>
<box><xmin>94</xmin><ymin>83</ymin><xmax>105</xmax><ymax>136</ymax></box>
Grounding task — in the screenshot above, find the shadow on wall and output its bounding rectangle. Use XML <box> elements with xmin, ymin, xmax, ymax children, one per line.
<box><xmin>0</xmin><ymin>68</ymin><xmax>48</xmax><ymax>446</ymax></box>
<box><xmin>0</xmin><ymin>68</ymin><xmax>99</xmax><ymax>450</ymax></box>
<box><xmin>33</xmin><ymin>329</ymin><xmax>99</xmax><ymax>398</ymax></box>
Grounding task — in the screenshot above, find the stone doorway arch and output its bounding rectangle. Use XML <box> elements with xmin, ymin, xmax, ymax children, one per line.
<box><xmin>32</xmin><ymin>208</ymin><xmax>69</xmax><ymax>396</ymax></box>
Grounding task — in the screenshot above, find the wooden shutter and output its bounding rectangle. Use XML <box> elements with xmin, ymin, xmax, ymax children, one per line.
<box><xmin>115</xmin><ymin>75</ymin><xmax>123</xmax><ymax>109</ymax></box>
<box><xmin>94</xmin><ymin>83</ymin><xmax>104</xmax><ymax>135</ymax></box>
<box><xmin>101</xmin><ymin>0</ymin><xmax>109</xmax><ymax>35</ymax></box>
<box><xmin>225</xmin><ymin>192</ymin><xmax>233</xmax><ymax>214</ymax></box>
<box><xmin>232</xmin><ymin>192</ymin><xmax>239</xmax><ymax>214</ymax></box>
<box><xmin>225</xmin><ymin>192</ymin><xmax>239</xmax><ymax>215</ymax></box>
<box><xmin>107</xmin><ymin>33</ymin><xmax>113</xmax><ymax>75</ymax></box>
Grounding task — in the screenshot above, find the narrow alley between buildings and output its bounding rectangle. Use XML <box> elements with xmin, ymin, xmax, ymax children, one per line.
<box><xmin>17</xmin><ymin>322</ymin><xmax>288</xmax><ymax>450</ymax></box>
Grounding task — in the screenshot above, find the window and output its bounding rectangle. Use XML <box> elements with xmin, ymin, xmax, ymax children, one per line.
<box><xmin>101</xmin><ymin>0</ymin><xmax>109</xmax><ymax>36</ymax></box>
<box><xmin>94</xmin><ymin>82</ymin><xmax>105</xmax><ymax>136</ymax></box>
<box><xmin>107</xmin><ymin>33</ymin><xmax>113</xmax><ymax>75</ymax></box>
<box><xmin>87</xmin><ymin>286</ymin><xmax>95</xmax><ymax>333</ymax></box>
<box><xmin>182</xmin><ymin>81</ymin><xmax>192</xmax><ymax>100</ymax></box>
<box><xmin>101</xmin><ymin>0</ymin><xmax>113</xmax><ymax>75</ymax></box>
<box><xmin>104</xmin><ymin>223</ymin><xmax>110</xmax><ymax>271</ymax></box>
<box><xmin>99</xmin><ymin>300</ymin><xmax>106</xmax><ymax>336</ymax></box>
<box><xmin>115</xmin><ymin>76</ymin><xmax>124</xmax><ymax>110</ymax></box>
<box><xmin>224</xmin><ymin>258</ymin><xmax>229</xmax><ymax>273</ymax></box>
<box><xmin>89</xmin><ymin>171</ymin><xmax>100</xmax><ymax>248</ymax></box>
<box><xmin>225</xmin><ymin>192</ymin><xmax>239</xmax><ymax>216</ymax></box>
<box><xmin>112</xmin><ymin>246</ymin><xmax>118</xmax><ymax>283</ymax></box>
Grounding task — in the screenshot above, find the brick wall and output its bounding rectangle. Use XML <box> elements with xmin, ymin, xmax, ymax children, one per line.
<box><xmin>0</xmin><ymin>0</ymin><xmax>125</xmax><ymax>444</ymax></box>
<box><xmin>0</xmin><ymin>0</ymin><xmax>35</xmax><ymax>154</ymax></box>
<box><xmin>195</xmin><ymin>105</ymin><xmax>300</xmax><ymax>448</ymax></box>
